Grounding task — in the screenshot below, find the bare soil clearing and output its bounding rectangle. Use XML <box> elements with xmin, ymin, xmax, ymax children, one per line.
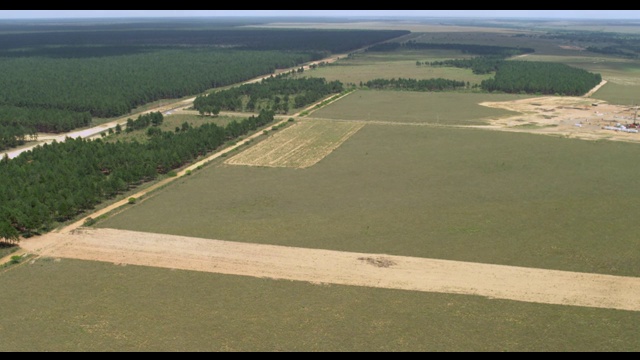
<box><xmin>19</xmin><ymin>228</ymin><xmax>640</xmax><ymax>312</ymax></box>
<box><xmin>476</xmin><ymin>93</ymin><xmax>640</xmax><ymax>143</ymax></box>
<box><xmin>225</xmin><ymin>120</ymin><xmax>364</xmax><ymax>168</ymax></box>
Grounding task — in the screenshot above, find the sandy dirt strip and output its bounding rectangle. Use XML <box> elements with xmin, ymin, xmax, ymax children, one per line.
<box><xmin>20</xmin><ymin>228</ymin><xmax>640</xmax><ymax>312</ymax></box>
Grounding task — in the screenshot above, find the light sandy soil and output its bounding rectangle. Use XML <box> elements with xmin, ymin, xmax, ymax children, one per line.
<box><xmin>475</xmin><ymin>92</ymin><xmax>640</xmax><ymax>143</ymax></box>
<box><xmin>559</xmin><ymin>45</ymin><xmax>587</xmax><ymax>51</ymax></box>
<box><xmin>225</xmin><ymin>120</ymin><xmax>364</xmax><ymax>169</ymax></box>
<box><xmin>19</xmin><ymin>228</ymin><xmax>640</xmax><ymax>312</ymax></box>
<box><xmin>583</xmin><ymin>80</ymin><xmax>608</xmax><ymax>97</ymax></box>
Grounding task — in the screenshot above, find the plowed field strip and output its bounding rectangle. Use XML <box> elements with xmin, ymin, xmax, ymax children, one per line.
<box><xmin>21</xmin><ymin>228</ymin><xmax>640</xmax><ymax>312</ymax></box>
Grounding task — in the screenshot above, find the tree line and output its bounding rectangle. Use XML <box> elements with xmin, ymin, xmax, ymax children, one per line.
<box><xmin>428</xmin><ymin>56</ymin><xmax>507</xmax><ymax>74</ymax></box>
<box><xmin>0</xmin><ymin>29</ymin><xmax>410</xmax><ymax>54</ymax></box>
<box><xmin>481</xmin><ymin>61</ymin><xmax>602</xmax><ymax>96</ymax></box>
<box><xmin>194</xmin><ymin>76</ymin><xmax>344</xmax><ymax>115</ymax></box>
<box><xmin>542</xmin><ymin>30</ymin><xmax>640</xmax><ymax>59</ymax></box>
<box><xmin>362</xmin><ymin>61</ymin><xmax>600</xmax><ymax>97</ymax></box>
<box><xmin>363</xmin><ymin>78</ymin><xmax>467</xmax><ymax>91</ymax></box>
<box><xmin>125</xmin><ymin>112</ymin><xmax>164</xmax><ymax>133</ymax></box>
<box><xmin>0</xmin><ymin>110</ymin><xmax>275</xmax><ymax>243</ymax></box>
<box><xmin>0</xmin><ymin>49</ymin><xmax>312</xmax><ymax>118</ymax></box>
<box><xmin>0</xmin><ymin>106</ymin><xmax>91</xmax><ymax>150</ymax></box>
<box><xmin>367</xmin><ymin>41</ymin><xmax>534</xmax><ymax>57</ymax></box>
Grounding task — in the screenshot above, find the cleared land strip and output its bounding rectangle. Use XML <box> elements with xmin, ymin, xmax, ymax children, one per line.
<box><xmin>22</xmin><ymin>228</ymin><xmax>640</xmax><ymax>312</ymax></box>
<box><xmin>583</xmin><ymin>80</ymin><xmax>608</xmax><ymax>98</ymax></box>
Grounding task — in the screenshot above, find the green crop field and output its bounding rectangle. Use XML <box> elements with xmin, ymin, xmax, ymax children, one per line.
<box><xmin>309</xmin><ymin>90</ymin><xmax>528</xmax><ymax>125</ymax></box>
<box><xmin>297</xmin><ymin>51</ymin><xmax>492</xmax><ymax>86</ymax></box>
<box><xmin>99</xmin><ymin>125</ymin><xmax>640</xmax><ymax>277</ymax></box>
<box><xmin>6</xmin><ymin>17</ymin><xmax>640</xmax><ymax>352</ymax></box>
<box><xmin>592</xmin><ymin>82</ymin><xmax>640</xmax><ymax>105</ymax></box>
<box><xmin>0</xmin><ymin>258</ymin><xmax>637</xmax><ymax>352</ymax></box>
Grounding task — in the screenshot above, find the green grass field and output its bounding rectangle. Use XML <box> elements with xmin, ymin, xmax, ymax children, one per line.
<box><xmin>592</xmin><ymin>82</ymin><xmax>640</xmax><ymax>105</ymax></box>
<box><xmin>298</xmin><ymin>51</ymin><xmax>492</xmax><ymax>86</ymax></box>
<box><xmin>309</xmin><ymin>90</ymin><xmax>528</xmax><ymax>125</ymax></box>
<box><xmin>99</xmin><ymin>125</ymin><xmax>640</xmax><ymax>277</ymax></box>
<box><xmin>0</xmin><ymin>258</ymin><xmax>637</xmax><ymax>351</ymax></box>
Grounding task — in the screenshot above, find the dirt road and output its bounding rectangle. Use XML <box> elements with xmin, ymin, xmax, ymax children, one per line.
<box><xmin>20</xmin><ymin>228</ymin><xmax>640</xmax><ymax>312</ymax></box>
<box><xmin>583</xmin><ymin>80</ymin><xmax>608</xmax><ymax>98</ymax></box>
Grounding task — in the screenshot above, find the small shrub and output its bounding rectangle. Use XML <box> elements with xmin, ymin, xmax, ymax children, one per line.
<box><xmin>83</xmin><ymin>217</ymin><xmax>97</xmax><ymax>227</ymax></box>
<box><xmin>263</xmin><ymin>130</ymin><xmax>269</xmax><ymax>135</ymax></box>
<box><xmin>167</xmin><ymin>170</ymin><xmax>178</xmax><ymax>177</ymax></box>
<box><xmin>288</xmin><ymin>118</ymin><xmax>295</xmax><ymax>122</ymax></box>
<box><xmin>9</xmin><ymin>255</ymin><xmax>21</xmax><ymax>265</ymax></box>
<box><xmin>185</xmin><ymin>170</ymin><xmax>192</xmax><ymax>176</ymax></box>
<box><xmin>128</xmin><ymin>197</ymin><xmax>137</xmax><ymax>205</ymax></box>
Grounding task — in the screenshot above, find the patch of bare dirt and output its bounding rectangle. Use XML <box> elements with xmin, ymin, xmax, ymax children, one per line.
<box><xmin>18</xmin><ymin>228</ymin><xmax>640</xmax><ymax>312</ymax></box>
<box><xmin>476</xmin><ymin>92</ymin><xmax>640</xmax><ymax>143</ymax></box>
<box><xmin>559</xmin><ymin>45</ymin><xmax>586</xmax><ymax>51</ymax></box>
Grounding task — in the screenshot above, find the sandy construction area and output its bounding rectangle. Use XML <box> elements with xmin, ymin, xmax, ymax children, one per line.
<box><xmin>476</xmin><ymin>95</ymin><xmax>640</xmax><ymax>143</ymax></box>
<box><xmin>18</xmin><ymin>228</ymin><xmax>640</xmax><ymax>312</ymax></box>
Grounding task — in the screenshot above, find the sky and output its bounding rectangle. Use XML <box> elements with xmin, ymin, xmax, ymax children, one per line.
<box><xmin>0</xmin><ymin>10</ymin><xmax>639</xmax><ymax>20</ymax></box>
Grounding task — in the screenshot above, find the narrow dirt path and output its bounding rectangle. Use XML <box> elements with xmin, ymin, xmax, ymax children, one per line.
<box><xmin>20</xmin><ymin>228</ymin><xmax>640</xmax><ymax>312</ymax></box>
<box><xmin>583</xmin><ymin>80</ymin><xmax>608</xmax><ymax>98</ymax></box>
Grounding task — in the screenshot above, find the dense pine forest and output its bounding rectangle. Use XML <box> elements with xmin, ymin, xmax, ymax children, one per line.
<box><xmin>0</xmin><ymin>28</ymin><xmax>410</xmax><ymax>54</ymax></box>
<box><xmin>542</xmin><ymin>30</ymin><xmax>640</xmax><ymax>59</ymax></box>
<box><xmin>481</xmin><ymin>61</ymin><xmax>602</xmax><ymax>96</ymax></box>
<box><xmin>0</xmin><ymin>21</ymin><xmax>406</xmax><ymax>151</ymax></box>
<box><xmin>0</xmin><ymin>110</ymin><xmax>276</xmax><ymax>242</ymax></box>
<box><xmin>367</xmin><ymin>41</ymin><xmax>534</xmax><ymax>57</ymax></box>
<box><xmin>0</xmin><ymin>50</ymin><xmax>311</xmax><ymax>150</ymax></box>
